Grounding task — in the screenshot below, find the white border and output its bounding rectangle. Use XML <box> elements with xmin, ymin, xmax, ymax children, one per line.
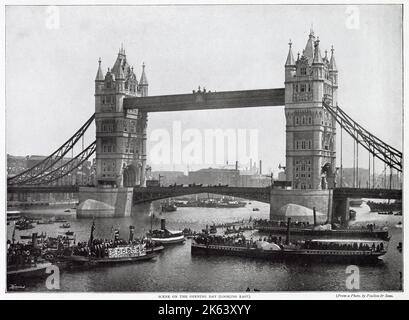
<box><xmin>0</xmin><ymin>0</ymin><xmax>407</xmax><ymax>300</ymax></box>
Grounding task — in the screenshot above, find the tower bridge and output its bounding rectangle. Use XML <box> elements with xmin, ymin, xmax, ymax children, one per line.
<box><xmin>7</xmin><ymin>29</ymin><xmax>402</xmax><ymax>223</ymax></box>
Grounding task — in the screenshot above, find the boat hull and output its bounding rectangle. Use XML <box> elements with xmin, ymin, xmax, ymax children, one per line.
<box><xmin>63</xmin><ymin>252</ymin><xmax>156</xmax><ymax>265</ymax></box>
<box><xmin>7</xmin><ymin>262</ymin><xmax>52</xmax><ymax>282</ymax></box>
<box><xmin>151</xmin><ymin>235</ymin><xmax>185</xmax><ymax>245</ymax></box>
<box><xmin>191</xmin><ymin>243</ymin><xmax>385</xmax><ymax>264</ymax></box>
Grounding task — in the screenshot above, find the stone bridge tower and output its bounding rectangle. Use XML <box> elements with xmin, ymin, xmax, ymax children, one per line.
<box><xmin>94</xmin><ymin>47</ymin><xmax>149</xmax><ymax>188</ymax></box>
<box><xmin>284</xmin><ymin>30</ymin><xmax>338</xmax><ymax>190</ymax></box>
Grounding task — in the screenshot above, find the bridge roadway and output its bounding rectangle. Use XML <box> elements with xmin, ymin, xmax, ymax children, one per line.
<box><xmin>7</xmin><ymin>185</ymin><xmax>402</xmax><ymax>201</ymax></box>
<box><xmin>7</xmin><ymin>185</ymin><xmax>79</xmax><ymax>194</ymax></box>
<box><xmin>123</xmin><ymin>88</ymin><xmax>285</xmax><ymax>112</ymax></box>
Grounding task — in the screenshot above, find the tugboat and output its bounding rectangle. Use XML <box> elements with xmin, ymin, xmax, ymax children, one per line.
<box><xmin>147</xmin><ymin>219</ymin><xmax>185</xmax><ymax>245</ymax></box>
<box><xmin>161</xmin><ymin>200</ymin><xmax>177</xmax><ymax>212</ymax></box>
<box><xmin>192</xmin><ymin>218</ymin><xmax>388</xmax><ymax>264</ymax></box>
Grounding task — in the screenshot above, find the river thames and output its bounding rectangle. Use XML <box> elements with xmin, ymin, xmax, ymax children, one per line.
<box><xmin>7</xmin><ymin>201</ymin><xmax>403</xmax><ymax>292</ymax></box>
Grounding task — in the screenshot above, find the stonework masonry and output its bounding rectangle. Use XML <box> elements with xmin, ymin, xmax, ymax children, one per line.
<box><xmin>284</xmin><ymin>29</ymin><xmax>338</xmax><ymax>191</ymax></box>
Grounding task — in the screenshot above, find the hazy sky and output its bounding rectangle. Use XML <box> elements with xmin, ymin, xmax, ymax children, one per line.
<box><xmin>6</xmin><ymin>5</ymin><xmax>402</xmax><ymax>175</ymax></box>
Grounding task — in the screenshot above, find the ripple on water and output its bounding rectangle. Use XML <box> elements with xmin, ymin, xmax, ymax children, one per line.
<box><xmin>8</xmin><ymin>202</ymin><xmax>402</xmax><ymax>292</ymax></box>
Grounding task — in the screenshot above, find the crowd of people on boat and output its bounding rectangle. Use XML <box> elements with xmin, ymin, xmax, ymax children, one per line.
<box><xmin>194</xmin><ymin>234</ymin><xmax>258</xmax><ymax>248</ymax></box>
<box><xmin>224</xmin><ymin>225</ymin><xmax>254</xmax><ymax>234</ymax></box>
<box><xmin>7</xmin><ymin>242</ymin><xmax>41</xmax><ymax>266</ymax></box>
<box><xmin>253</xmin><ymin>218</ymin><xmax>312</xmax><ymax>229</ymax></box>
<box><xmin>71</xmin><ymin>237</ymin><xmax>154</xmax><ymax>258</ymax></box>
<box><xmin>182</xmin><ymin>228</ymin><xmax>199</xmax><ymax>237</ymax></box>
<box><xmin>300</xmin><ymin>240</ymin><xmax>385</xmax><ymax>252</ymax></box>
<box><xmin>253</xmin><ymin>218</ymin><xmax>384</xmax><ymax>232</ymax></box>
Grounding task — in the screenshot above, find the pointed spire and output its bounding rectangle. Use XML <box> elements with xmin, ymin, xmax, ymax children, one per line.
<box><xmin>95</xmin><ymin>57</ymin><xmax>104</xmax><ymax>81</ymax></box>
<box><xmin>285</xmin><ymin>40</ymin><xmax>295</xmax><ymax>66</ymax></box>
<box><xmin>329</xmin><ymin>45</ymin><xmax>337</xmax><ymax>71</ymax></box>
<box><xmin>304</xmin><ymin>29</ymin><xmax>315</xmax><ymax>64</ymax></box>
<box><xmin>312</xmin><ymin>37</ymin><xmax>323</xmax><ymax>64</ymax></box>
<box><xmin>112</xmin><ymin>44</ymin><xmax>129</xmax><ymax>78</ymax></box>
<box><xmin>139</xmin><ymin>62</ymin><xmax>148</xmax><ymax>85</ymax></box>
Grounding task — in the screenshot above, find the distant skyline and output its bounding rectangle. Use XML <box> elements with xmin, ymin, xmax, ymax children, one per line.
<box><xmin>6</xmin><ymin>5</ymin><xmax>402</xmax><ymax>175</ymax></box>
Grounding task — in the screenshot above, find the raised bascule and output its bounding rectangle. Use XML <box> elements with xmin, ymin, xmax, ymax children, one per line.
<box><xmin>7</xmin><ymin>29</ymin><xmax>402</xmax><ymax>223</ymax></box>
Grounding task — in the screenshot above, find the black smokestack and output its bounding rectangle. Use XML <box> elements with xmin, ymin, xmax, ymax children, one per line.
<box><xmin>129</xmin><ymin>226</ymin><xmax>135</xmax><ymax>242</ymax></box>
<box><xmin>235</xmin><ymin>161</ymin><xmax>238</xmax><ymax>171</ymax></box>
<box><xmin>32</xmin><ymin>232</ymin><xmax>38</xmax><ymax>249</ymax></box>
<box><xmin>161</xmin><ymin>219</ymin><xmax>166</xmax><ymax>231</ymax></box>
<box><xmin>313</xmin><ymin>207</ymin><xmax>317</xmax><ymax>227</ymax></box>
<box><xmin>285</xmin><ymin>218</ymin><xmax>291</xmax><ymax>245</ymax></box>
<box><xmin>259</xmin><ymin>160</ymin><xmax>262</xmax><ymax>175</ymax></box>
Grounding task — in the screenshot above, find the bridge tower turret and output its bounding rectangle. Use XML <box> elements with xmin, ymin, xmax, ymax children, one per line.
<box><xmin>136</xmin><ymin>62</ymin><xmax>149</xmax><ymax>186</ymax></box>
<box><xmin>94</xmin><ymin>46</ymin><xmax>147</xmax><ymax>188</ymax></box>
<box><xmin>284</xmin><ymin>30</ymin><xmax>337</xmax><ymax>190</ymax></box>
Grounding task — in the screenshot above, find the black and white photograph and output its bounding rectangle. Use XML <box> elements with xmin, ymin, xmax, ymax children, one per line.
<box><xmin>2</xmin><ymin>2</ymin><xmax>405</xmax><ymax>297</ymax></box>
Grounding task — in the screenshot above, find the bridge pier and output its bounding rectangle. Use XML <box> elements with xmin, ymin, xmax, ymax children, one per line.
<box><xmin>77</xmin><ymin>187</ymin><xmax>134</xmax><ymax>218</ymax></box>
<box><xmin>332</xmin><ymin>197</ymin><xmax>351</xmax><ymax>227</ymax></box>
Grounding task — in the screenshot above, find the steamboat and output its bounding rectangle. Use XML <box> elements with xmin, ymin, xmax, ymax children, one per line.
<box><xmin>147</xmin><ymin>218</ymin><xmax>185</xmax><ymax>245</ymax></box>
<box><xmin>62</xmin><ymin>224</ymin><xmax>160</xmax><ymax>266</ymax></box>
<box><xmin>192</xmin><ymin>219</ymin><xmax>388</xmax><ymax>264</ymax></box>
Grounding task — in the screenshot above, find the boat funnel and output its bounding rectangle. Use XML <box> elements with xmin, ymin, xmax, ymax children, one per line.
<box><xmin>32</xmin><ymin>232</ymin><xmax>38</xmax><ymax>248</ymax></box>
<box><xmin>129</xmin><ymin>225</ymin><xmax>135</xmax><ymax>242</ymax></box>
<box><xmin>285</xmin><ymin>217</ymin><xmax>291</xmax><ymax>245</ymax></box>
<box><xmin>313</xmin><ymin>207</ymin><xmax>317</xmax><ymax>226</ymax></box>
<box><xmin>161</xmin><ymin>219</ymin><xmax>166</xmax><ymax>230</ymax></box>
